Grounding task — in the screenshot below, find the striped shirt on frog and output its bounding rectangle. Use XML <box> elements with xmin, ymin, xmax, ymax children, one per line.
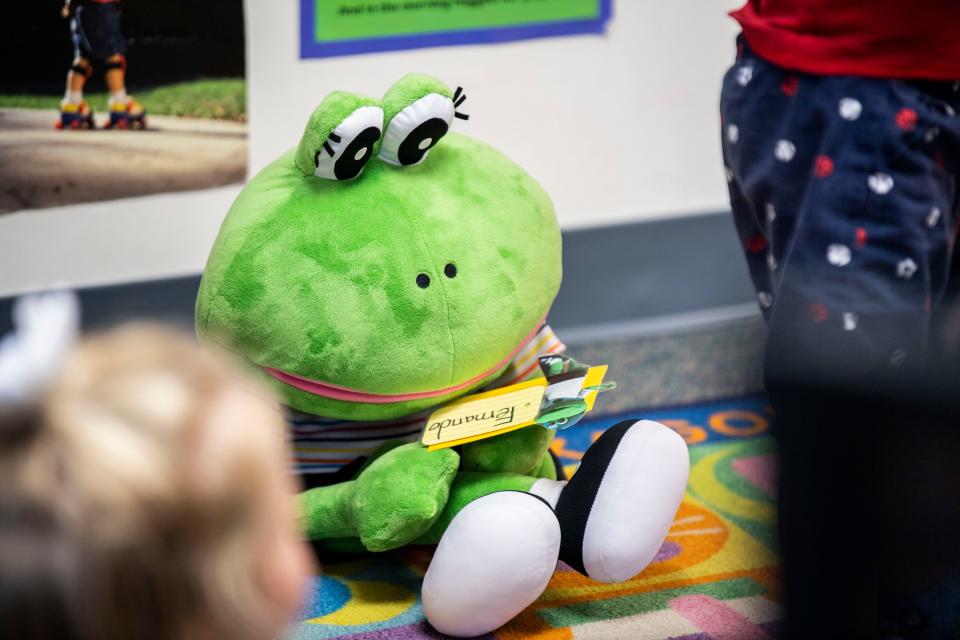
<box><xmin>291</xmin><ymin>324</ymin><xmax>565</xmax><ymax>474</ymax></box>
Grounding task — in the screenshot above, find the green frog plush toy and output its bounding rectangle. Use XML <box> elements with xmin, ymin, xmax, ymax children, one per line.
<box><xmin>196</xmin><ymin>74</ymin><xmax>689</xmax><ymax>637</ymax></box>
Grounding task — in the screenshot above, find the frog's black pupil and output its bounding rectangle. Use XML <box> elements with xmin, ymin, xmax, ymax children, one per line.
<box><xmin>444</xmin><ymin>263</ymin><xmax>457</xmax><ymax>278</ymax></box>
<box><xmin>333</xmin><ymin>126</ymin><xmax>381</xmax><ymax>180</ymax></box>
<box><xmin>416</xmin><ymin>273</ymin><xmax>431</xmax><ymax>289</ymax></box>
<box><xmin>397</xmin><ymin>117</ymin><xmax>449</xmax><ymax>165</ymax></box>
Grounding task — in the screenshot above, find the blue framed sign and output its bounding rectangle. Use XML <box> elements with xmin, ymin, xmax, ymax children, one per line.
<box><xmin>300</xmin><ymin>0</ymin><xmax>612</xmax><ymax>59</ymax></box>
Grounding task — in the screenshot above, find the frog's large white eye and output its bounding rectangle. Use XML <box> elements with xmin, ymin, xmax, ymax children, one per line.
<box><xmin>314</xmin><ymin>105</ymin><xmax>384</xmax><ymax>181</ymax></box>
<box><xmin>379</xmin><ymin>90</ymin><xmax>466</xmax><ymax>166</ymax></box>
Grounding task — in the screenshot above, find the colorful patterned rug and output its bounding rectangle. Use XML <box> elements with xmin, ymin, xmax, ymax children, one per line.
<box><xmin>290</xmin><ymin>394</ymin><xmax>779</xmax><ymax>640</ymax></box>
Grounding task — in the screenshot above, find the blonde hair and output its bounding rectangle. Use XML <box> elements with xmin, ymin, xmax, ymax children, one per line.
<box><xmin>0</xmin><ymin>324</ymin><xmax>293</xmax><ymax>640</ymax></box>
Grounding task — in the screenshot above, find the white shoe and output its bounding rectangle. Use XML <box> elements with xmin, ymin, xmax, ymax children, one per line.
<box><xmin>421</xmin><ymin>491</ymin><xmax>560</xmax><ymax>637</ymax></box>
<box><xmin>551</xmin><ymin>419</ymin><xmax>689</xmax><ymax>583</ymax></box>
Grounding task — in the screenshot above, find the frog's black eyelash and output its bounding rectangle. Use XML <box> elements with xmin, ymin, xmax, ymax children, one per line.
<box><xmin>319</xmin><ymin>131</ymin><xmax>343</xmax><ymax>160</ymax></box>
<box><xmin>453</xmin><ymin>86</ymin><xmax>470</xmax><ymax>121</ymax></box>
<box><xmin>314</xmin><ymin>133</ymin><xmax>337</xmax><ymax>165</ymax></box>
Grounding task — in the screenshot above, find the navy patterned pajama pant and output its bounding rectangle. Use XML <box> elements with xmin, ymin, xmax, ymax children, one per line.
<box><xmin>721</xmin><ymin>40</ymin><xmax>960</xmax><ymax>383</ymax></box>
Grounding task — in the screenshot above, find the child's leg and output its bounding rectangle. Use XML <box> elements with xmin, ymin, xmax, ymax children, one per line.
<box><xmin>59</xmin><ymin>55</ymin><xmax>95</xmax><ymax>128</ymax></box>
<box><xmin>65</xmin><ymin>5</ymin><xmax>92</xmax><ymax>106</ymax></box>
<box><xmin>103</xmin><ymin>52</ymin><xmax>145</xmax><ymax>128</ymax></box>
<box><xmin>721</xmin><ymin>40</ymin><xmax>960</xmax><ymax>636</ymax></box>
<box><xmin>64</xmin><ymin>57</ymin><xmax>91</xmax><ymax>104</ymax></box>
<box><xmin>104</xmin><ymin>54</ymin><xmax>128</xmax><ymax>106</ymax></box>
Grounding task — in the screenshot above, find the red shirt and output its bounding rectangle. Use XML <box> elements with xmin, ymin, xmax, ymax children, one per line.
<box><xmin>731</xmin><ymin>1</ymin><xmax>960</xmax><ymax>80</ymax></box>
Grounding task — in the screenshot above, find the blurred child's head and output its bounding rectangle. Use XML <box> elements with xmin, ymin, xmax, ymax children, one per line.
<box><xmin>0</xmin><ymin>324</ymin><xmax>312</xmax><ymax>640</ymax></box>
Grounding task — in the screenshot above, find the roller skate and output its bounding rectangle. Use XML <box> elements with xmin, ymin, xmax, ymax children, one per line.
<box><xmin>56</xmin><ymin>100</ymin><xmax>95</xmax><ymax>130</ymax></box>
<box><xmin>105</xmin><ymin>98</ymin><xmax>147</xmax><ymax>130</ymax></box>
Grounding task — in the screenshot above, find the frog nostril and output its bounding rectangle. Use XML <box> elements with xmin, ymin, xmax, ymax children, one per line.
<box><xmin>444</xmin><ymin>263</ymin><xmax>457</xmax><ymax>279</ymax></box>
<box><xmin>416</xmin><ymin>273</ymin><xmax>431</xmax><ymax>289</ymax></box>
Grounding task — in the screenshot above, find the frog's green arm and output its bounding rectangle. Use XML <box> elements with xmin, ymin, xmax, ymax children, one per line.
<box><xmin>297</xmin><ymin>443</ymin><xmax>460</xmax><ymax>551</ymax></box>
<box><xmin>298</xmin><ymin>480</ymin><xmax>358</xmax><ymax>540</ymax></box>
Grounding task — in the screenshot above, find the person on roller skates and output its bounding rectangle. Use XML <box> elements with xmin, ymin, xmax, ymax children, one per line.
<box><xmin>58</xmin><ymin>0</ymin><xmax>146</xmax><ymax>130</ymax></box>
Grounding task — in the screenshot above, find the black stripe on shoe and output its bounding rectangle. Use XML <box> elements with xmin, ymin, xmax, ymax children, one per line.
<box><xmin>554</xmin><ymin>419</ymin><xmax>636</xmax><ymax>575</ymax></box>
<box><xmin>497</xmin><ymin>490</ymin><xmax>554</xmax><ymax>510</ymax></box>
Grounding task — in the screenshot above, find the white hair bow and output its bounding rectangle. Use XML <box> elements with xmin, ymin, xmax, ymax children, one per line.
<box><xmin>0</xmin><ymin>290</ymin><xmax>80</xmax><ymax>406</ymax></box>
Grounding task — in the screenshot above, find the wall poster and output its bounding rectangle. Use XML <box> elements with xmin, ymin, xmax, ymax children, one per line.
<box><xmin>300</xmin><ymin>0</ymin><xmax>612</xmax><ymax>58</ymax></box>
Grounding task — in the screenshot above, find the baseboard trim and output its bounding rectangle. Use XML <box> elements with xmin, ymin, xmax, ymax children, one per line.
<box><xmin>558</xmin><ymin>303</ymin><xmax>761</xmax><ymax>347</ymax></box>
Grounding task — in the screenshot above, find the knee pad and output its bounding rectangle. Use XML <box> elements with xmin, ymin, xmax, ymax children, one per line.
<box><xmin>71</xmin><ymin>60</ymin><xmax>93</xmax><ymax>79</ymax></box>
<box><xmin>104</xmin><ymin>55</ymin><xmax>127</xmax><ymax>72</ymax></box>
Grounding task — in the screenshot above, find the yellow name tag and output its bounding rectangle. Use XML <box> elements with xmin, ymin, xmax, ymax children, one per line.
<box><xmin>421</xmin><ymin>365</ymin><xmax>608</xmax><ymax>451</ymax></box>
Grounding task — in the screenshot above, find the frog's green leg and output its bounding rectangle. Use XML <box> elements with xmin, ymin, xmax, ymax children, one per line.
<box><xmin>297</xmin><ymin>443</ymin><xmax>460</xmax><ymax>551</ymax></box>
<box><xmin>417</xmin><ymin>442</ymin><xmax>557</xmax><ymax>544</ymax></box>
<box><xmin>459</xmin><ymin>426</ymin><xmax>554</xmax><ymax>475</ymax></box>
<box><xmin>414</xmin><ymin>471</ymin><xmax>540</xmax><ymax>545</ymax></box>
<box><xmin>532</xmin><ymin>449</ymin><xmax>559</xmax><ymax>481</ymax></box>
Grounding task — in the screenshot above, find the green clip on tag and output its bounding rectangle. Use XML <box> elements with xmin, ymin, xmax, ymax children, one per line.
<box><xmin>421</xmin><ymin>355</ymin><xmax>616</xmax><ymax>451</ymax></box>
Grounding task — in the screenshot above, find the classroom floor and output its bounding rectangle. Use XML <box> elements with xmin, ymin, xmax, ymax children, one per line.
<box><xmin>291</xmin><ymin>317</ymin><xmax>780</xmax><ymax>640</ymax></box>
